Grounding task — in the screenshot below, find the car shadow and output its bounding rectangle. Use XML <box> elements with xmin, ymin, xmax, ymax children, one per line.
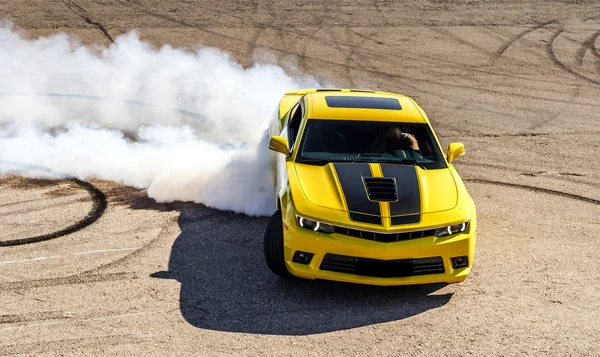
<box><xmin>152</xmin><ymin>207</ymin><xmax>454</xmax><ymax>336</ymax></box>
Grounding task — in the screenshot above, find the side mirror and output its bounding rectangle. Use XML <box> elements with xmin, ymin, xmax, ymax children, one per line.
<box><xmin>447</xmin><ymin>143</ymin><xmax>465</xmax><ymax>163</ymax></box>
<box><xmin>268</xmin><ymin>136</ymin><xmax>289</xmax><ymax>157</ymax></box>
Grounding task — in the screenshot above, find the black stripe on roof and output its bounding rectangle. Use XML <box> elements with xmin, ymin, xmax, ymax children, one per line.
<box><xmin>325</xmin><ymin>96</ymin><xmax>402</xmax><ymax>110</ymax></box>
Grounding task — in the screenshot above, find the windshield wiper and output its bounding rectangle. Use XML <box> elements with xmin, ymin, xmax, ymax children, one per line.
<box><xmin>398</xmin><ymin>159</ymin><xmax>428</xmax><ymax>170</ymax></box>
<box><xmin>296</xmin><ymin>158</ymin><xmax>331</xmax><ymax>165</ymax></box>
<box><xmin>370</xmin><ymin>158</ymin><xmax>428</xmax><ymax>170</ymax></box>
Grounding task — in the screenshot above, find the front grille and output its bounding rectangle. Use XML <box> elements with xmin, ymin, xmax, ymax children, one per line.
<box><xmin>363</xmin><ymin>177</ymin><xmax>397</xmax><ymax>201</ymax></box>
<box><xmin>333</xmin><ymin>226</ymin><xmax>435</xmax><ymax>243</ymax></box>
<box><xmin>320</xmin><ymin>254</ymin><xmax>445</xmax><ymax>278</ymax></box>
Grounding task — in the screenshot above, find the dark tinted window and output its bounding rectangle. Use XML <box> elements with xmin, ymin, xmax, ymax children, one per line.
<box><xmin>287</xmin><ymin>102</ymin><xmax>303</xmax><ymax>148</ymax></box>
<box><xmin>325</xmin><ymin>96</ymin><xmax>402</xmax><ymax>110</ymax></box>
<box><xmin>297</xmin><ymin>119</ymin><xmax>446</xmax><ymax>169</ymax></box>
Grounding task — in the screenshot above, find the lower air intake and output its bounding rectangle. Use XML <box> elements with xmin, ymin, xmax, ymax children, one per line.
<box><xmin>319</xmin><ymin>254</ymin><xmax>445</xmax><ymax>278</ymax></box>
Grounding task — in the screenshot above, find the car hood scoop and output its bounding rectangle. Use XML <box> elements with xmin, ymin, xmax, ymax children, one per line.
<box><xmin>363</xmin><ymin>177</ymin><xmax>397</xmax><ymax>202</ymax></box>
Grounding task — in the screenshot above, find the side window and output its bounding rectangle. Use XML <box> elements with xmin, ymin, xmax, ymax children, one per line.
<box><xmin>287</xmin><ymin>102</ymin><xmax>303</xmax><ymax>149</ymax></box>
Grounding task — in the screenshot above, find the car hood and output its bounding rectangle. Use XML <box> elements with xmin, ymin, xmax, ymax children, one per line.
<box><xmin>293</xmin><ymin>162</ymin><xmax>458</xmax><ymax>224</ymax></box>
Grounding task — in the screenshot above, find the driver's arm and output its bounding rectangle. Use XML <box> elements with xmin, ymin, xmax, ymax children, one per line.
<box><xmin>403</xmin><ymin>133</ymin><xmax>420</xmax><ymax>151</ymax></box>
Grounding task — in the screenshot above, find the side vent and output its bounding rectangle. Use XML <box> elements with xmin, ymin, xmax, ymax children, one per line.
<box><xmin>363</xmin><ymin>177</ymin><xmax>397</xmax><ymax>202</ymax></box>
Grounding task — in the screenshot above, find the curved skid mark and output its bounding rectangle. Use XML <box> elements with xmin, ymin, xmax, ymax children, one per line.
<box><xmin>547</xmin><ymin>29</ymin><xmax>600</xmax><ymax>86</ymax></box>
<box><xmin>0</xmin><ymin>163</ymin><xmax>107</xmax><ymax>247</ymax></box>
<box><xmin>246</xmin><ymin>27</ymin><xmax>265</xmax><ymax>61</ymax></box>
<box><xmin>0</xmin><ymin>90</ymin><xmax>203</xmax><ymax>247</ymax></box>
<box><xmin>433</xmin><ymin>27</ymin><xmax>492</xmax><ymax>57</ymax></box>
<box><xmin>118</xmin><ymin>0</ymin><xmax>501</xmax><ymax>83</ymax></box>
<box><xmin>593</xmin><ymin>37</ymin><xmax>600</xmax><ymax>59</ymax></box>
<box><xmin>527</xmin><ymin>82</ymin><xmax>581</xmax><ymax>131</ymax></box>
<box><xmin>575</xmin><ymin>30</ymin><xmax>600</xmax><ymax>66</ymax></box>
<box><xmin>590</xmin><ymin>32</ymin><xmax>600</xmax><ymax>75</ymax></box>
<box><xmin>109</xmin><ymin>1</ymin><xmax>600</xmax><ymax>102</ymax></box>
<box><xmin>492</xmin><ymin>20</ymin><xmax>557</xmax><ymax>65</ymax></box>
<box><xmin>0</xmin><ymin>178</ymin><xmax>107</xmax><ymax>247</ymax></box>
<box><xmin>368</xmin><ymin>0</ymin><xmax>390</xmax><ymax>27</ymax></box>
<box><xmin>466</xmin><ymin>178</ymin><xmax>600</xmax><ymax>206</ymax></box>
<box><xmin>79</xmin><ymin>213</ymin><xmax>187</xmax><ymax>275</ymax></box>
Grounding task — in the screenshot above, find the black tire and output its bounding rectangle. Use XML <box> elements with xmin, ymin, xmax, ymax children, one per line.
<box><xmin>263</xmin><ymin>210</ymin><xmax>289</xmax><ymax>277</ymax></box>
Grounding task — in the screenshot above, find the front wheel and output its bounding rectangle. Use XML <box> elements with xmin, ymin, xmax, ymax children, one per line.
<box><xmin>263</xmin><ymin>210</ymin><xmax>289</xmax><ymax>277</ymax></box>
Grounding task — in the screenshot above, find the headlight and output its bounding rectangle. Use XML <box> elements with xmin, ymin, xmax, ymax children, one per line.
<box><xmin>433</xmin><ymin>221</ymin><xmax>469</xmax><ymax>237</ymax></box>
<box><xmin>296</xmin><ymin>216</ymin><xmax>335</xmax><ymax>234</ymax></box>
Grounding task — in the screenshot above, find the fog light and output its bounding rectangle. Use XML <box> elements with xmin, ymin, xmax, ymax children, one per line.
<box><xmin>451</xmin><ymin>256</ymin><xmax>469</xmax><ymax>269</ymax></box>
<box><xmin>292</xmin><ymin>251</ymin><xmax>314</xmax><ymax>265</ymax></box>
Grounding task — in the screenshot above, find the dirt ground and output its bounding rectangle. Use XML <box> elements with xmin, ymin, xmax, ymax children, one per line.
<box><xmin>1</xmin><ymin>0</ymin><xmax>600</xmax><ymax>355</ymax></box>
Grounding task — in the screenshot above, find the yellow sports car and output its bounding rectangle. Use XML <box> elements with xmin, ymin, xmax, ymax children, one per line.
<box><xmin>264</xmin><ymin>89</ymin><xmax>476</xmax><ymax>286</ymax></box>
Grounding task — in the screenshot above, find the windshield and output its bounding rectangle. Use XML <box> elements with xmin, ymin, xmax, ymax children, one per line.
<box><xmin>296</xmin><ymin>119</ymin><xmax>447</xmax><ymax>169</ymax></box>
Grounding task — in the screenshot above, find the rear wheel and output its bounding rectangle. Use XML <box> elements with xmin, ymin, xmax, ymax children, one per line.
<box><xmin>263</xmin><ymin>210</ymin><xmax>289</xmax><ymax>277</ymax></box>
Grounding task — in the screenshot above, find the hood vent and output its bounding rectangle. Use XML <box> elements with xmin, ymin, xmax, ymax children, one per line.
<box><xmin>363</xmin><ymin>177</ymin><xmax>397</xmax><ymax>202</ymax></box>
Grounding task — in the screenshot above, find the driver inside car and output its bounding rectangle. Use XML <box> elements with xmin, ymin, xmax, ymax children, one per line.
<box><xmin>367</xmin><ymin>124</ymin><xmax>420</xmax><ymax>154</ymax></box>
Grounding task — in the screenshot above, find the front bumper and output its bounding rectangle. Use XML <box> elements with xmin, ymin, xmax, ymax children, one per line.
<box><xmin>283</xmin><ymin>223</ymin><xmax>476</xmax><ymax>286</ymax></box>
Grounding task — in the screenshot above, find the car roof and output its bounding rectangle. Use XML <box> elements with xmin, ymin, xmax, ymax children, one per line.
<box><xmin>285</xmin><ymin>89</ymin><xmax>428</xmax><ymax>123</ymax></box>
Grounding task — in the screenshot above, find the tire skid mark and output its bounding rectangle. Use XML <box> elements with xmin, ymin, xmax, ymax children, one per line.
<box><xmin>113</xmin><ymin>2</ymin><xmax>600</xmax><ymax>104</ymax></box>
<box><xmin>460</xmin><ymin>161</ymin><xmax>599</xmax><ymax>188</ymax></box>
<box><xmin>113</xmin><ymin>0</ymin><xmax>600</xmax><ymax>95</ymax></box>
<box><xmin>0</xmin><ymin>272</ymin><xmax>138</xmax><ymax>291</ymax></box>
<box><xmin>0</xmin><ymin>195</ymin><xmax>54</xmax><ymax>209</ymax></box>
<box><xmin>434</xmin><ymin>26</ymin><xmax>493</xmax><ymax>58</ymax></box>
<box><xmin>0</xmin><ymin>310</ymin><xmax>158</xmax><ymax>332</ymax></box>
<box><xmin>593</xmin><ymin>36</ymin><xmax>600</xmax><ymax>59</ymax></box>
<box><xmin>0</xmin><ymin>335</ymin><xmax>142</xmax><ymax>355</ymax></box>
<box><xmin>0</xmin><ymin>247</ymin><xmax>140</xmax><ymax>265</ymax></box>
<box><xmin>339</xmin><ymin>28</ymin><xmax>358</xmax><ymax>88</ymax></box>
<box><xmin>120</xmin><ymin>0</ymin><xmax>495</xmax><ymax>79</ymax></box>
<box><xmin>454</xmin><ymin>130</ymin><xmax>599</xmax><ymax>138</ymax></box>
<box><xmin>0</xmin><ymin>194</ymin><xmax>90</xmax><ymax>218</ymax></box>
<box><xmin>465</xmin><ymin>178</ymin><xmax>600</xmax><ymax>206</ymax></box>
<box><xmin>263</xmin><ymin>1</ymin><xmax>288</xmax><ymax>64</ymax></box>
<box><xmin>349</xmin><ymin>27</ymin><xmax>587</xmax><ymax>90</ymax></box>
<box><xmin>0</xmin><ymin>310</ymin><xmax>71</xmax><ymax>324</ymax></box>
<box><xmin>0</xmin><ymin>178</ymin><xmax>107</xmax><ymax>247</ymax></box>
<box><xmin>369</xmin><ymin>0</ymin><xmax>390</xmax><ymax>27</ymax></box>
<box><xmin>80</xmin><ymin>213</ymin><xmax>194</xmax><ymax>275</ymax></box>
<box><xmin>246</xmin><ymin>27</ymin><xmax>265</xmax><ymax>62</ymax></box>
<box><xmin>575</xmin><ymin>29</ymin><xmax>600</xmax><ymax>66</ymax></box>
<box><xmin>343</xmin><ymin>27</ymin><xmax>381</xmax><ymax>86</ymax></box>
<box><xmin>492</xmin><ymin>20</ymin><xmax>557</xmax><ymax>65</ymax></box>
<box><xmin>528</xmin><ymin>80</ymin><xmax>581</xmax><ymax>131</ymax></box>
<box><xmin>548</xmin><ymin>28</ymin><xmax>600</xmax><ymax>86</ymax></box>
<box><xmin>60</xmin><ymin>0</ymin><xmax>114</xmax><ymax>43</ymax></box>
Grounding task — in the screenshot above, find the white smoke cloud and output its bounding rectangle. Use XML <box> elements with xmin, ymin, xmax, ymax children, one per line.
<box><xmin>0</xmin><ymin>24</ymin><xmax>322</xmax><ymax>216</ymax></box>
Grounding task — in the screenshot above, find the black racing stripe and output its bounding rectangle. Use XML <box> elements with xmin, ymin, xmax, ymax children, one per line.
<box><xmin>391</xmin><ymin>214</ymin><xmax>421</xmax><ymax>225</ymax></box>
<box><xmin>333</xmin><ymin>163</ymin><xmax>382</xmax><ymax>225</ymax></box>
<box><xmin>380</xmin><ymin>164</ymin><xmax>421</xmax><ymax>225</ymax></box>
<box><xmin>350</xmin><ymin>212</ymin><xmax>382</xmax><ymax>225</ymax></box>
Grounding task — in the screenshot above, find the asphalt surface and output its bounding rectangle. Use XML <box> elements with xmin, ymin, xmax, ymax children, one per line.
<box><xmin>1</xmin><ymin>1</ymin><xmax>600</xmax><ymax>355</ymax></box>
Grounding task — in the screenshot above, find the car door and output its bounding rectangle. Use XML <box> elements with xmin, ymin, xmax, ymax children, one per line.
<box><xmin>275</xmin><ymin>99</ymin><xmax>305</xmax><ymax>200</ymax></box>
